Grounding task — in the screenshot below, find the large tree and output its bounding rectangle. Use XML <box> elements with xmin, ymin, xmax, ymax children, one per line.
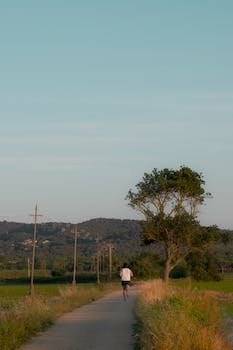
<box><xmin>126</xmin><ymin>166</ymin><xmax>218</xmax><ymax>283</ymax></box>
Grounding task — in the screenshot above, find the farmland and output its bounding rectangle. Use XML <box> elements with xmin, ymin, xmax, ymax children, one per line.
<box><xmin>174</xmin><ymin>275</ymin><xmax>233</xmax><ymax>293</ymax></box>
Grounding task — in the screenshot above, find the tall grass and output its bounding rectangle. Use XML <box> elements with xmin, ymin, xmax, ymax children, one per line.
<box><xmin>0</xmin><ymin>283</ymin><xmax>117</xmax><ymax>350</ymax></box>
<box><xmin>135</xmin><ymin>280</ymin><xmax>231</xmax><ymax>350</ymax></box>
<box><xmin>0</xmin><ymin>296</ymin><xmax>53</xmax><ymax>350</ymax></box>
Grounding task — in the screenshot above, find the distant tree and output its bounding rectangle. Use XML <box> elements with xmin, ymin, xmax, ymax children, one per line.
<box><xmin>130</xmin><ymin>252</ymin><xmax>162</xmax><ymax>279</ymax></box>
<box><xmin>126</xmin><ymin>166</ymin><xmax>219</xmax><ymax>283</ymax></box>
<box><xmin>187</xmin><ymin>248</ymin><xmax>221</xmax><ymax>281</ymax></box>
<box><xmin>211</xmin><ymin>231</ymin><xmax>233</xmax><ymax>273</ymax></box>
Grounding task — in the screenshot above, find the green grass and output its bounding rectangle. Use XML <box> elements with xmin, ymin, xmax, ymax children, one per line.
<box><xmin>0</xmin><ymin>282</ymin><xmax>113</xmax><ymax>302</ymax></box>
<box><xmin>0</xmin><ymin>284</ymin><xmax>62</xmax><ymax>300</ymax></box>
<box><xmin>0</xmin><ymin>269</ymin><xmax>51</xmax><ymax>280</ymax></box>
<box><xmin>224</xmin><ymin>303</ymin><xmax>233</xmax><ymax>317</ymax></box>
<box><xmin>174</xmin><ymin>278</ymin><xmax>233</xmax><ymax>293</ymax></box>
<box><xmin>0</xmin><ymin>285</ymin><xmax>29</xmax><ymax>299</ymax></box>
<box><xmin>173</xmin><ymin>276</ymin><xmax>233</xmax><ymax>335</ymax></box>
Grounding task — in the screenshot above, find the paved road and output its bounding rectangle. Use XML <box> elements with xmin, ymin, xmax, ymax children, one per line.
<box><xmin>19</xmin><ymin>286</ymin><xmax>139</xmax><ymax>350</ymax></box>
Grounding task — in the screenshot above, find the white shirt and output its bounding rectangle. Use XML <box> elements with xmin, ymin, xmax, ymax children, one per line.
<box><xmin>120</xmin><ymin>267</ymin><xmax>133</xmax><ymax>281</ymax></box>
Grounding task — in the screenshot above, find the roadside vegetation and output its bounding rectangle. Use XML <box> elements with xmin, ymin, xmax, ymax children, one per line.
<box><xmin>173</xmin><ymin>277</ymin><xmax>233</xmax><ymax>317</ymax></box>
<box><xmin>135</xmin><ymin>279</ymin><xmax>232</xmax><ymax>350</ymax></box>
<box><xmin>0</xmin><ymin>282</ymin><xmax>117</xmax><ymax>350</ymax></box>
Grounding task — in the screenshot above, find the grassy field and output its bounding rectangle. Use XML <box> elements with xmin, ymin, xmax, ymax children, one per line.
<box><xmin>173</xmin><ymin>276</ymin><xmax>233</xmax><ymax>318</ymax></box>
<box><xmin>135</xmin><ymin>280</ymin><xmax>232</xmax><ymax>350</ymax></box>
<box><xmin>0</xmin><ymin>284</ymin><xmax>61</xmax><ymax>299</ymax></box>
<box><xmin>0</xmin><ymin>269</ymin><xmax>51</xmax><ymax>280</ymax></box>
<box><xmin>0</xmin><ymin>282</ymin><xmax>118</xmax><ymax>350</ymax></box>
<box><xmin>226</xmin><ymin>303</ymin><xmax>233</xmax><ymax>317</ymax></box>
<box><xmin>174</xmin><ymin>276</ymin><xmax>233</xmax><ymax>294</ymax></box>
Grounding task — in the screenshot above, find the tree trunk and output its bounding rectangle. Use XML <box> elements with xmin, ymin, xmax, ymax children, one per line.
<box><xmin>163</xmin><ymin>259</ymin><xmax>171</xmax><ymax>283</ymax></box>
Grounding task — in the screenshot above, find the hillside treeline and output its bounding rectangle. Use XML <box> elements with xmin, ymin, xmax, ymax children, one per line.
<box><xmin>0</xmin><ymin>218</ymin><xmax>232</xmax><ymax>280</ymax></box>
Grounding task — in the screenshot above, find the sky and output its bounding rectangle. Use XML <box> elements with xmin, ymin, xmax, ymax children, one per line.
<box><xmin>0</xmin><ymin>0</ymin><xmax>233</xmax><ymax>228</ymax></box>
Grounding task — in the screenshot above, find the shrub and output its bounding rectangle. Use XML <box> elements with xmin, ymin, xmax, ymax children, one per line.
<box><xmin>187</xmin><ymin>250</ymin><xmax>222</xmax><ymax>281</ymax></box>
<box><xmin>170</xmin><ymin>265</ymin><xmax>188</xmax><ymax>279</ymax></box>
<box><xmin>51</xmin><ymin>268</ymin><xmax>66</xmax><ymax>277</ymax></box>
<box><xmin>130</xmin><ymin>252</ymin><xmax>162</xmax><ymax>279</ymax></box>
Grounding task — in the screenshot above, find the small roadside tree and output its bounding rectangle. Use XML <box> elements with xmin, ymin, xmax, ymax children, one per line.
<box><xmin>126</xmin><ymin>166</ymin><xmax>218</xmax><ymax>283</ymax></box>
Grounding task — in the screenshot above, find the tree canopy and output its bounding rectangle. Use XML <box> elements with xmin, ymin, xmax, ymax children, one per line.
<box><xmin>126</xmin><ymin>166</ymin><xmax>218</xmax><ymax>282</ymax></box>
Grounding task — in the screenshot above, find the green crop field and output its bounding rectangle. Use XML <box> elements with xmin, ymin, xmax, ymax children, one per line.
<box><xmin>0</xmin><ymin>282</ymin><xmax>106</xmax><ymax>302</ymax></box>
<box><xmin>0</xmin><ymin>269</ymin><xmax>69</xmax><ymax>300</ymax></box>
<box><xmin>173</xmin><ymin>275</ymin><xmax>233</xmax><ymax>319</ymax></box>
<box><xmin>191</xmin><ymin>280</ymin><xmax>233</xmax><ymax>293</ymax></box>
<box><xmin>0</xmin><ymin>283</ymin><xmax>61</xmax><ymax>299</ymax></box>
<box><xmin>0</xmin><ymin>269</ymin><xmax>51</xmax><ymax>280</ymax></box>
<box><xmin>174</xmin><ymin>275</ymin><xmax>233</xmax><ymax>293</ymax></box>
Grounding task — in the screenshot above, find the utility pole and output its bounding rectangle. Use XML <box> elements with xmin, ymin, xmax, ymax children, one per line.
<box><xmin>27</xmin><ymin>258</ymin><xmax>30</xmax><ymax>278</ymax></box>
<box><xmin>30</xmin><ymin>204</ymin><xmax>42</xmax><ymax>297</ymax></box>
<box><xmin>96</xmin><ymin>236</ymin><xmax>100</xmax><ymax>284</ymax></box>
<box><xmin>101</xmin><ymin>251</ymin><xmax>105</xmax><ymax>273</ymax></box>
<box><xmin>107</xmin><ymin>243</ymin><xmax>113</xmax><ymax>280</ymax></box>
<box><xmin>72</xmin><ymin>224</ymin><xmax>78</xmax><ymax>286</ymax></box>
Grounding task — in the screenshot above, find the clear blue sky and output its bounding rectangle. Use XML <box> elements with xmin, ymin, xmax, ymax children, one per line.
<box><xmin>0</xmin><ymin>1</ymin><xmax>233</xmax><ymax>228</ymax></box>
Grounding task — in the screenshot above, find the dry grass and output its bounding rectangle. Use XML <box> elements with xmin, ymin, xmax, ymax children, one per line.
<box><xmin>0</xmin><ymin>283</ymin><xmax>118</xmax><ymax>350</ymax></box>
<box><xmin>135</xmin><ymin>280</ymin><xmax>232</xmax><ymax>350</ymax></box>
<box><xmin>138</xmin><ymin>279</ymin><xmax>168</xmax><ymax>303</ymax></box>
<box><xmin>0</xmin><ymin>296</ymin><xmax>53</xmax><ymax>350</ymax></box>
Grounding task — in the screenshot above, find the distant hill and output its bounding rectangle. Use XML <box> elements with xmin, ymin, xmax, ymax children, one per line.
<box><xmin>0</xmin><ymin>218</ymin><xmax>232</xmax><ymax>272</ymax></box>
<box><xmin>78</xmin><ymin>218</ymin><xmax>142</xmax><ymax>241</ymax></box>
<box><xmin>0</xmin><ymin>218</ymin><xmax>143</xmax><ymax>269</ymax></box>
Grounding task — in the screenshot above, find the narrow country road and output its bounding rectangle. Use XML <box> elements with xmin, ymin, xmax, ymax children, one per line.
<box><xmin>19</xmin><ymin>285</ymin><xmax>139</xmax><ymax>350</ymax></box>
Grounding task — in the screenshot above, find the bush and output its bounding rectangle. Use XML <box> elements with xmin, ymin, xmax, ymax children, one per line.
<box><xmin>130</xmin><ymin>252</ymin><xmax>162</xmax><ymax>279</ymax></box>
<box><xmin>51</xmin><ymin>268</ymin><xmax>66</xmax><ymax>277</ymax></box>
<box><xmin>170</xmin><ymin>265</ymin><xmax>188</xmax><ymax>279</ymax></box>
<box><xmin>187</xmin><ymin>250</ymin><xmax>222</xmax><ymax>281</ymax></box>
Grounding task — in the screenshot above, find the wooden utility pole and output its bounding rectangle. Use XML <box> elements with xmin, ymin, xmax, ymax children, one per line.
<box><xmin>27</xmin><ymin>258</ymin><xmax>30</xmax><ymax>278</ymax></box>
<box><xmin>107</xmin><ymin>243</ymin><xmax>113</xmax><ymax>280</ymax></box>
<box><xmin>96</xmin><ymin>236</ymin><xmax>100</xmax><ymax>284</ymax></box>
<box><xmin>101</xmin><ymin>251</ymin><xmax>105</xmax><ymax>272</ymax></box>
<box><xmin>72</xmin><ymin>224</ymin><xmax>78</xmax><ymax>286</ymax></box>
<box><xmin>30</xmin><ymin>204</ymin><xmax>42</xmax><ymax>297</ymax></box>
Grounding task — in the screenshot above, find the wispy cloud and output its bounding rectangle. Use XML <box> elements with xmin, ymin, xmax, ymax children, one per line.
<box><xmin>0</xmin><ymin>154</ymin><xmax>105</xmax><ymax>172</ymax></box>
